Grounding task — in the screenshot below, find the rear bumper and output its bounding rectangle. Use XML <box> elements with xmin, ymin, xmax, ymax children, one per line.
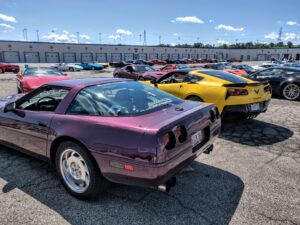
<box><xmin>92</xmin><ymin>121</ymin><xmax>221</xmax><ymax>188</ymax></box>
<box><xmin>222</xmin><ymin>99</ymin><xmax>271</xmax><ymax>115</ymax></box>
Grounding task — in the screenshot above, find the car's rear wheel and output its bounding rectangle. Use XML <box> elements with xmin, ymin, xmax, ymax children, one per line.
<box><xmin>281</xmin><ymin>83</ymin><xmax>300</xmax><ymax>100</ymax></box>
<box><xmin>114</xmin><ymin>73</ymin><xmax>119</xmax><ymax>78</ymax></box>
<box><xmin>138</xmin><ymin>76</ymin><xmax>145</xmax><ymax>81</ymax></box>
<box><xmin>55</xmin><ymin>141</ymin><xmax>109</xmax><ymax>200</ymax></box>
<box><xmin>69</xmin><ymin>67</ymin><xmax>75</xmax><ymax>72</ymax></box>
<box><xmin>186</xmin><ymin>96</ymin><xmax>203</xmax><ymax>102</ymax></box>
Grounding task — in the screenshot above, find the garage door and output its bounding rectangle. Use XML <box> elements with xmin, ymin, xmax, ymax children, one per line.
<box><xmin>257</xmin><ymin>54</ymin><xmax>266</xmax><ymax>61</ymax></box>
<box><xmin>200</xmin><ymin>54</ymin><xmax>207</xmax><ymax>59</ymax></box>
<box><xmin>111</xmin><ymin>53</ymin><xmax>122</xmax><ymax>62</ymax></box>
<box><xmin>190</xmin><ymin>54</ymin><xmax>198</xmax><ymax>59</ymax></box>
<box><xmin>24</xmin><ymin>52</ymin><xmax>40</xmax><ymax>63</ymax></box>
<box><xmin>182</xmin><ymin>54</ymin><xmax>189</xmax><ymax>58</ymax></box>
<box><xmin>3</xmin><ymin>51</ymin><xmax>20</xmax><ymax>63</ymax></box>
<box><xmin>45</xmin><ymin>52</ymin><xmax>60</xmax><ymax>63</ymax></box>
<box><xmin>63</xmin><ymin>53</ymin><xmax>76</xmax><ymax>63</ymax></box>
<box><xmin>96</xmin><ymin>53</ymin><xmax>107</xmax><ymax>62</ymax></box>
<box><xmin>171</xmin><ymin>54</ymin><xmax>179</xmax><ymax>60</ymax></box>
<box><xmin>124</xmin><ymin>53</ymin><xmax>134</xmax><ymax>61</ymax></box>
<box><xmin>149</xmin><ymin>53</ymin><xmax>158</xmax><ymax>60</ymax></box>
<box><xmin>161</xmin><ymin>54</ymin><xmax>169</xmax><ymax>60</ymax></box>
<box><xmin>137</xmin><ymin>53</ymin><xmax>147</xmax><ymax>60</ymax></box>
<box><xmin>208</xmin><ymin>54</ymin><xmax>214</xmax><ymax>59</ymax></box>
<box><xmin>81</xmin><ymin>53</ymin><xmax>93</xmax><ymax>63</ymax></box>
<box><xmin>270</xmin><ymin>54</ymin><xmax>280</xmax><ymax>60</ymax></box>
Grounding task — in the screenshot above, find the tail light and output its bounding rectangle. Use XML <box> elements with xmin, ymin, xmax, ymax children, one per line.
<box><xmin>162</xmin><ymin>132</ymin><xmax>176</xmax><ymax>150</ymax></box>
<box><xmin>264</xmin><ymin>85</ymin><xmax>272</xmax><ymax>93</ymax></box>
<box><xmin>175</xmin><ymin>126</ymin><xmax>187</xmax><ymax>143</ymax></box>
<box><xmin>227</xmin><ymin>89</ymin><xmax>248</xmax><ymax>96</ymax></box>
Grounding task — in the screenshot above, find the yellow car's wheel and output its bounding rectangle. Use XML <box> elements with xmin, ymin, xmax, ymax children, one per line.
<box><xmin>186</xmin><ymin>96</ymin><xmax>203</xmax><ymax>102</ymax></box>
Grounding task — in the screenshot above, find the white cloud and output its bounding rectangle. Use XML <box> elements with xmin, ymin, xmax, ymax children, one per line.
<box><xmin>116</xmin><ymin>29</ymin><xmax>132</xmax><ymax>36</ymax></box>
<box><xmin>217</xmin><ymin>40</ymin><xmax>230</xmax><ymax>45</ymax></box>
<box><xmin>42</xmin><ymin>30</ymin><xmax>79</xmax><ymax>43</ymax></box>
<box><xmin>215</xmin><ymin>24</ymin><xmax>244</xmax><ymax>32</ymax></box>
<box><xmin>264</xmin><ymin>32</ymin><xmax>299</xmax><ymax>41</ymax></box>
<box><xmin>264</xmin><ymin>32</ymin><xmax>279</xmax><ymax>40</ymax></box>
<box><xmin>80</xmin><ymin>34</ymin><xmax>90</xmax><ymax>40</ymax></box>
<box><xmin>173</xmin><ymin>33</ymin><xmax>178</xmax><ymax>36</ymax></box>
<box><xmin>63</xmin><ymin>30</ymin><xmax>69</xmax><ymax>34</ymax></box>
<box><xmin>283</xmin><ymin>33</ymin><xmax>299</xmax><ymax>41</ymax></box>
<box><xmin>108</xmin><ymin>34</ymin><xmax>121</xmax><ymax>40</ymax></box>
<box><xmin>209</xmin><ymin>19</ymin><xmax>214</xmax><ymax>23</ymax></box>
<box><xmin>286</xmin><ymin>21</ymin><xmax>298</xmax><ymax>26</ymax></box>
<box><xmin>170</xmin><ymin>43</ymin><xmax>177</xmax><ymax>46</ymax></box>
<box><xmin>171</xmin><ymin>16</ymin><xmax>204</xmax><ymax>24</ymax></box>
<box><xmin>0</xmin><ymin>23</ymin><xmax>15</xmax><ymax>29</ymax></box>
<box><xmin>0</xmin><ymin>13</ymin><xmax>16</xmax><ymax>23</ymax></box>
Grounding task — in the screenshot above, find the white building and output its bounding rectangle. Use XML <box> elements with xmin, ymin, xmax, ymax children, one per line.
<box><xmin>0</xmin><ymin>40</ymin><xmax>300</xmax><ymax>63</ymax></box>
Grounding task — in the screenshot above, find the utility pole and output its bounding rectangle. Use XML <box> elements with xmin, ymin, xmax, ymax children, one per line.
<box><xmin>99</xmin><ymin>32</ymin><xmax>102</xmax><ymax>44</ymax></box>
<box><xmin>76</xmin><ymin>32</ymin><xmax>80</xmax><ymax>43</ymax></box>
<box><xmin>22</xmin><ymin>28</ymin><xmax>28</xmax><ymax>41</ymax></box>
<box><xmin>36</xmin><ymin>30</ymin><xmax>39</xmax><ymax>42</ymax></box>
<box><xmin>178</xmin><ymin>36</ymin><xmax>181</xmax><ymax>45</ymax></box>
<box><xmin>278</xmin><ymin>26</ymin><xmax>282</xmax><ymax>42</ymax></box>
<box><xmin>143</xmin><ymin>30</ymin><xmax>147</xmax><ymax>46</ymax></box>
<box><xmin>159</xmin><ymin>35</ymin><xmax>161</xmax><ymax>45</ymax></box>
<box><xmin>139</xmin><ymin>34</ymin><xmax>142</xmax><ymax>45</ymax></box>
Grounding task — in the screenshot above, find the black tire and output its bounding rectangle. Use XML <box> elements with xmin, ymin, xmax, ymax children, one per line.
<box><xmin>281</xmin><ymin>83</ymin><xmax>300</xmax><ymax>101</ymax></box>
<box><xmin>55</xmin><ymin>141</ymin><xmax>109</xmax><ymax>200</ymax></box>
<box><xmin>114</xmin><ymin>73</ymin><xmax>119</xmax><ymax>78</ymax></box>
<box><xmin>186</xmin><ymin>96</ymin><xmax>203</xmax><ymax>102</ymax></box>
<box><xmin>69</xmin><ymin>67</ymin><xmax>75</xmax><ymax>72</ymax></box>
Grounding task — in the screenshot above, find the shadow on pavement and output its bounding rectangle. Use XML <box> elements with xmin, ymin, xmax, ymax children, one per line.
<box><xmin>0</xmin><ymin>147</ymin><xmax>244</xmax><ymax>225</ymax></box>
<box><xmin>220</xmin><ymin>119</ymin><xmax>293</xmax><ymax>146</ymax></box>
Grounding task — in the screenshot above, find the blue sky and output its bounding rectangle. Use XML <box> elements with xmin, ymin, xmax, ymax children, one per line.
<box><xmin>1</xmin><ymin>0</ymin><xmax>300</xmax><ymax>45</ymax></box>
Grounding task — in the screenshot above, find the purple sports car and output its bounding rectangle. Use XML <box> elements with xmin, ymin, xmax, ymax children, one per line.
<box><xmin>0</xmin><ymin>78</ymin><xmax>221</xmax><ymax>199</ymax></box>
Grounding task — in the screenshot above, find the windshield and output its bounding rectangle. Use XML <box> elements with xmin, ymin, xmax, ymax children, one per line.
<box><xmin>133</xmin><ymin>66</ymin><xmax>156</xmax><ymax>72</ymax></box>
<box><xmin>68</xmin><ymin>81</ymin><xmax>182</xmax><ymax>117</ymax></box>
<box><xmin>23</xmin><ymin>68</ymin><xmax>64</xmax><ymax>76</ymax></box>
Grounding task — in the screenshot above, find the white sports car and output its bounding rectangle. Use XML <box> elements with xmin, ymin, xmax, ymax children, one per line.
<box><xmin>53</xmin><ymin>63</ymin><xmax>83</xmax><ymax>72</ymax></box>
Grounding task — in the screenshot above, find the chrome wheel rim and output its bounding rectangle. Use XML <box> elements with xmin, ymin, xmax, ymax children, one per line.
<box><xmin>60</xmin><ymin>149</ymin><xmax>90</xmax><ymax>193</ymax></box>
<box><xmin>283</xmin><ymin>84</ymin><xmax>300</xmax><ymax>100</ymax></box>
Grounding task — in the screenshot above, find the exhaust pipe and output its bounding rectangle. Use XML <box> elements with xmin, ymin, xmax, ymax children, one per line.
<box><xmin>204</xmin><ymin>144</ymin><xmax>213</xmax><ymax>154</ymax></box>
<box><xmin>156</xmin><ymin>177</ymin><xmax>176</xmax><ymax>192</ymax></box>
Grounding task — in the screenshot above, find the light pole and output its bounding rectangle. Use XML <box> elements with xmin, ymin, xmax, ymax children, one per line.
<box><xmin>76</xmin><ymin>32</ymin><xmax>80</xmax><ymax>43</ymax></box>
<box><xmin>36</xmin><ymin>30</ymin><xmax>39</xmax><ymax>42</ymax></box>
<box><xmin>99</xmin><ymin>32</ymin><xmax>102</xmax><ymax>44</ymax></box>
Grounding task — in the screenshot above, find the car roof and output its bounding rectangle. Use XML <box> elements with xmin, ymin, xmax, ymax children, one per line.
<box><xmin>47</xmin><ymin>78</ymin><xmax>125</xmax><ymax>88</ymax></box>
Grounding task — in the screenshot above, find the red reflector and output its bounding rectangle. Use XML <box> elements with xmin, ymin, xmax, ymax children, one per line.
<box><xmin>227</xmin><ymin>89</ymin><xmax>248</xmax><ymax>96</ymax></box>
<box><xmin>124</xmin><ymin>164</ymin><xmax>134</xmax><ymax>171</ymax></box>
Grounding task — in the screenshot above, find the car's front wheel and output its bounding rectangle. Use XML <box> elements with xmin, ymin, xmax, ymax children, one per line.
<box><xmin>281</xmin><ymin>83</ymin><xmax>300</xmax><ymax>100</ymax></box>
<box><xmin>55</xmin><ymin>141</ymin><xmax>109</xmax><ymax>200</ymax></box>
<box><xmin>69</xmin><ymin>67</ymin><xmax>75</xmax><ymax>72</ymax></box>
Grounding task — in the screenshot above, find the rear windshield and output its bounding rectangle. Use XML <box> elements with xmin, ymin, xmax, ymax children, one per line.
<box><xmin>133</xmin><ymin>66</ymin><xmax>156</xmax><ymax>72</ymax></box>
<box><xmin>23</xmin><ymin>68</ymin><xmax>64</xmax><ymax>76</ymax></box>
<box><xmin>68</xmin><ymin>81</ymin><xmax>182</xmax><ymax>117</ymax></box>
<box><xmin>199</xmin><ymin>70</ymin><xmax>247</xmax><ymax>83</ymax></box>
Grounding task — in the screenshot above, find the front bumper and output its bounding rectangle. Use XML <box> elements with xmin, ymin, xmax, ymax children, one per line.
<box><xmin>222</xmin><ymin>99</ymin><xmax>271</xmax><ymax>116</ymax></box>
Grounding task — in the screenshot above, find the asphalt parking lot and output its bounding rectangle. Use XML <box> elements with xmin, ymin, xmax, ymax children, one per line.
<box><xmin>0</xmin><ymin>68</ymin><xmax>299</xmax><ymax>225</ymax></box>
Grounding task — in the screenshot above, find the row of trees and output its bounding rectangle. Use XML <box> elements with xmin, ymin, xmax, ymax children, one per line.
<box><xmin>158</xmin><ymin>41</ymin><xmax>297</xmax><ymax>49</ymax></box>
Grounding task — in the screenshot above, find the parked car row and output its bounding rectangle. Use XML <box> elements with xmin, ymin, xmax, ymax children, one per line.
<box><xmin>0</xmin><ymin>59</ymin><xmax>298</xmax><ymax>200</ymax></box>
<box><xmin>0</xmin><ymin>62</ymin><xmax>20</xmax><ymax>73</ymax></box>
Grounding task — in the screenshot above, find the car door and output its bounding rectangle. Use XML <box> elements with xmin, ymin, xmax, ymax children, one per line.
<box><xmin>156</xmin><ymin>72</ymin><xmax>189</xmax><ymax>98</ymax></box>
<box><xmin>253</xmin><ymin>68</ymin><xmax>283</xmax><ymax>92</ymax></box>
<box><xmin>0</xmin><ymin>86</ymin><xmax>70</xmax><ymax>157</ymax></box>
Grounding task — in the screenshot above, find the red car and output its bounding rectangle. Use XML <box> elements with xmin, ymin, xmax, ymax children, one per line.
<box><xmin>0</xmin><ymin>62</ymin><xmax>20</xmax><ymax>74</ymax></box>
<box><xmin>113</xmin><ymin>64</ymin><xmax>166</xmax><ymax>81</ymax></box>
<box><xmin>16</xmin><ymin>68</ymin><xmax>71</xmax><ymax>93</ymax></box>
<box><xmin>159</xmin><ymin>64</ymin><xmax>191</xmax><ymax>73</ymax></box>
<box><xmin>227</xmin><ymin>58</ymin><xmax>242</xmax><ymax>63</ymax></box>
<box><xmin>182</xmin><ymin>58</ymin><xmax>196</xmax><ymax>64</ymax></box>
<box><xmin>149</xmin><ymin>59</ymin><xmax>167</xmax><ymax>65</ymax></box>
<box><xmin>203</xmin><ymin>64</ymin><xmax>247</xmax><ymax>76</ymax></box>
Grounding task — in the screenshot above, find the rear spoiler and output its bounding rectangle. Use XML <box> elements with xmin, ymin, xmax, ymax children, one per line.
<box><xmin>223</xmin><ymin>81</ymin><xmax>269</xmax><ymax>87</ymax></box>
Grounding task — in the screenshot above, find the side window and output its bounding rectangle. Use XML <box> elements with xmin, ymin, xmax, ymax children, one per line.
<box><xmin>17</xmin><ymin>87</ymin><xmax>69</xmax><ymax>112</ymax></box>
<box><xmin>161</xmin><ymin>65</ymin><xmax>171</xmax><ymax>71</ymax></box>
<box><xmin>68</xmin><ymin>90</ymin><xmax>99</xmax><ymax>115</ymax></box>
<box><xmin>160</xmin><ymin>72</ymin><xmax>188</xmax><ymax>84</ymax></box>
<box><xmin>258</xmin><ymin>69</ymin><xmax>283</xmax><ymax>77</ymax></box>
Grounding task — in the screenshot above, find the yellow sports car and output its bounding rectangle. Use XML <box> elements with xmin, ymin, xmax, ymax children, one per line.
<box><xmin>145</xmin><ymin>69</ymin><xmax>272</xmax><ymax>119</ymax></box>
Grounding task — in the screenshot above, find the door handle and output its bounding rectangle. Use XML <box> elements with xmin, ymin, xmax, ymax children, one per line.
<box><xmin>38</xmin><ymin>122</ymin><xmax>48</xmax><ymax>127</ymax></box>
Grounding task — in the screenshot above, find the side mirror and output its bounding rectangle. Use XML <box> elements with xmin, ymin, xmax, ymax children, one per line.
<box><xmin>4</xmin><ymin>102</ymin><xmax>16</xmax><ymax>113</ymax></box>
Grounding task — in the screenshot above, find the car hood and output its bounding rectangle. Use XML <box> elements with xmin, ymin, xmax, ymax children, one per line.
<box><xmin>23</xmin><ymin>75</ymin><xmax>71</xmax><ymax>88</ymax></box>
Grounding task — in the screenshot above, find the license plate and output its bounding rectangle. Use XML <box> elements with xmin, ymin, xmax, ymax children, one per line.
<box><xmin>191</xmin><ymin>130</ymin><xmax>204</xmax><ymax>147</ymax></box>
<box><xmin>250</xmin><ymin>103</ymin><xmax>260</xmax><ymax>111</ymax></box>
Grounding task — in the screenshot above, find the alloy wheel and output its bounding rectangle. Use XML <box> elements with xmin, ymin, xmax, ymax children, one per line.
<box><xmin>283</xmin><ymin>84</ymin><xmax>300</xmax><ymax>100</ymax></box>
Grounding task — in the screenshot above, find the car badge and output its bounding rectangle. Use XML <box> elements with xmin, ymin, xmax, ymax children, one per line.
<box><xmin>254</xmin><ymin>89</ymin><xmax>259</xmax><ymax>94</ymax></box>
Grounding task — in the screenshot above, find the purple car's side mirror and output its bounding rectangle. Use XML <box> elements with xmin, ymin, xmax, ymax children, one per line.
<box><xmin>4</xmin><ymin>102</ymin><xmax>16</xmax><ymax>113</ymax></box>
